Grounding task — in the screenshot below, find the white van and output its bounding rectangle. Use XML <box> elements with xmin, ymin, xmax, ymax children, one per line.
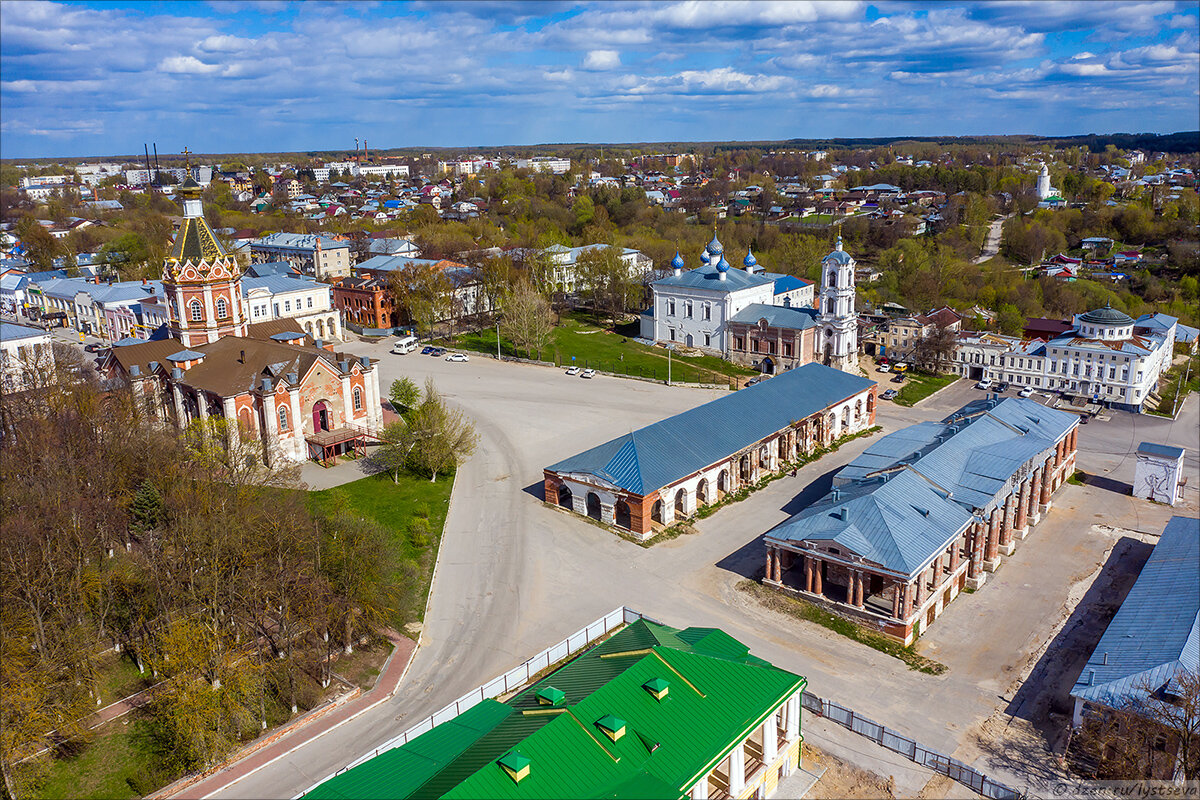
<box><xmin>391</xmin><ymin>335</ymin><xmax>419</xmax><ymax>355</ymax></box>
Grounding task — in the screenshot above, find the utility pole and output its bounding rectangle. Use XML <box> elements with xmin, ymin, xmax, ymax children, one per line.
<box><xmin>496</xmin><ymin>318</ymin><xmax>501</xmax><ymax>361</ymax></box>
<box><xmin>667</xmin><ymin>345</ymin><xmax>672</xmax><ymax>386</ymax></box>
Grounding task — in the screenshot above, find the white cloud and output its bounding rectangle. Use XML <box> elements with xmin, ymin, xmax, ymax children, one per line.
<box><xmin>583</xmin><ymin>50</ymin><xmax>621</xmax><ymax>70</ymax></box>
<box><xmin>158</xmin><ymin>55</ymin><xmax>223</xmax><ymax>74</ymax></box>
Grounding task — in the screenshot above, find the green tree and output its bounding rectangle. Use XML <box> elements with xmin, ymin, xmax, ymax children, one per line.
<box><xmin>499</xmin><ymin>281</ymin><xmax>555</xmax><ymax>360</ymax></box>
<box><xmin>408</xmin><ymin>379</ymin><xmax>478</xmax><ymax>482</ymax></box>
<box><xmin>389</xmin><ymin>260</ymin><xmax>455</xmax><ymax>337</ymax></box>
<box><xmin>576</xmin><ymin>245</ymin><xmax>641</xmax><ymax>326</ymax></box>
<box><xmin>14</xmin><ymin>216</ymin><xmax>61</xmax><ymax>271</ymax></box>
<box><xmin>996</xmin><ymin>303</ymin><xmax>1025</xmax><ymax>336</ymax></box>
<box><xmin>388</xmin><ymin>377</ymin><xmax>421</xmax><ymax>414</ymax></box>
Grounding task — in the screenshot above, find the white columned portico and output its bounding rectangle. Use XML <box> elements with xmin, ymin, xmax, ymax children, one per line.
<box><xmin>289</xmin><ymin>387</ymin><xmax>304</xmax><ymax>461</ymax></box>
<box><xmin>690</xmin><ymin>773</ymin><xmax>710</xmax><ymax>800</ymax></box>
<box><xmin>763</xmin><ymin>715</ymin><xmax>778</xmax><ymax>763</ymax></box>
<box><xmin>786</xmin><ymin>692</ymin><xmax>800</xmax><ymax>741</ymax></box>
<box><xmin>729</xmin><ymin>740</ymin><xmax>746</xmax><ymax>795</ymax></box>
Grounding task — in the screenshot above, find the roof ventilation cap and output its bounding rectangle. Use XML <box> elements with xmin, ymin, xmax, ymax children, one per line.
<box><xmin>643</xmin><ymin>678</ymin><xmax>670</xmax><ymax>701</ymax></box>
<box><xmin>596</xmin><ymin>714</ymin><xmax>626</xmax><ymax>742</ymax></box>
<box><xmin>536</xmin><ymin>686</ymin><xmax>565</xmax><ymax>707</ymax></box>
<box><xmin>498</xmin><ymin>751</ymin><xmax>530</xmax><ymax>784</ymax></box>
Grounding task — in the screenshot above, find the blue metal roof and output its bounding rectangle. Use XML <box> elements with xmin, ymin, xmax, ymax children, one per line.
<box><xmin>242</xmin><ymin>274</ymin><xmax>321</xmax><ymax>296</ymax></box>
<box><xmin>1071</xmin><ymin>516</ymin><xmax>1199</xmax><ymax>711</ymax></box>
<box><xmin>766</xmin><ymin>470</ymin><xmax>974</xmax><ymax>577</ymax></box>
<box><xmin>652</xmin><ymin>263</ymin><xmax>773</xmax><ymax>294</ymax></box>
<box><xmin>547</xmin><ymin>364</ymin><xmax>874</xmax><ymax>496</ymax></box>
<box><xmin>729</xmin><ymin>303</ymin><xmax>817</xmax><ymax>331</ymax></box>
<box><xmin>771</xmin><ymin>275</ymin><xmax>810</xmax><ymax>295</ymax></box>
<box><xmin>1137</xmin><ymin>442</ymin><xmax>1185</xmax><ymax>460</ymax></box>
<box><xmin>0</xmin><ymin>322</ymin><xmax>46</xmax><ymax>343</ymax></box>
<box><xmin>166</xmin><ymin>349</ymin><xmax>205</xmax><ymax>362</ymax></box>
<box><xmin>770</xmin><ymin>397</ymin><xmax>1077</xmax><ymax>576</ymax></box>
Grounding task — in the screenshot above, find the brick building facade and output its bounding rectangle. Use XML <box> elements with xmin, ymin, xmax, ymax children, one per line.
<box><xmin>544</xmin><ymin>364</ymin><xmax>876</xmax><ymax>540</ymax></box>
<box><xmin>763</xmin><ymin>396</ymin><xmax>1079</xmax><ymax>644</ymax></box>
<box><xmin>332</xmin><ymin>275</ymin><xmax>398</xmax><ymax>330</ymax></box>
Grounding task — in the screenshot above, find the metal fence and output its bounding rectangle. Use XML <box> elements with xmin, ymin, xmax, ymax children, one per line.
<box><xmin>802</xmin><ymin>692</ymin><xmax>1020</xmax><ymax>799</ymax></box>
<box><xmin>294</xmin><ymin>607</ymin><xmax>657</xmax><ymax>798</ymax></box>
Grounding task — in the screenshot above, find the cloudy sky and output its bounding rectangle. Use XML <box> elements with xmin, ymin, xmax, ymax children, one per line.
<box><xmin>1</xmin><ymin>0</ymin><xmax>1197</xmax><ymax>158</ymax></box>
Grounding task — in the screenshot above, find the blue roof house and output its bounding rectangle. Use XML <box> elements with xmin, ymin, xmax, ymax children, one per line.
<box><xmin>1070</xmin><ymin>516</ymin><xmax>1199</xmax><ymax>736</ymax></box>
<box><xmin>764</xmin><ymin>395</ymin><xmax>1080</xmax><ymax>644</ymax></box>
<box><xmin>544</xmin><ymin>363</ymin><xmax>877</xmax><ymax>541</ymax></box>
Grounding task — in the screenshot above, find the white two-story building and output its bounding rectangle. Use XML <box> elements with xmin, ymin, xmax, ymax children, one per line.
<box><xmin>990</xmin><ymin>306</ymin><xmax>1176</xmax><ymax>412</ymax></box>
<box><xmin>640</xmin><ymin>234</ymin><xmax>815</xmax><ymax>355</ymax></box>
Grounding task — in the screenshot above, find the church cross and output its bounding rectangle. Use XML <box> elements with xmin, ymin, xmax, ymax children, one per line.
<box><xmin>181</xmin><ymin>146</ymin><xmax>192</xmax><ymax>168</ymax></box>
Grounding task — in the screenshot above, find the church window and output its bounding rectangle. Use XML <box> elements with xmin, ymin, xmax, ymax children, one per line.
<box><xmin>704</xmin><ymin>333</ymin><xmax>711</xmax><ymax>347</ymax></box>
<box><xmin>307</xmin><ymin>296</ymin><xmax>313</xmax><ymax>308</ymax></box>
<box><xmin>278</xmin><ymin>406</ymin><xmax>289</xmax><ymax>430</ymax></box>
<box><xmin>752</xmin><ymin>339</ymin><xmax>760</xmax><ymax>354</ymax></box>
<box><xmin>703</xmin><ymin>303</ymin><xmax>711</xmax><ymax>321</ymax></box>
<box><xmin>353</xmin><ymin>386</ymin><xmax>363</xmax><ymax>411</ymax></box>
<box><xmin>216</xmin><ymin>296</ymin><xmax>228</xmax><ymax>319</ymax></box>
<box><xmin>274</xmin><ymin>303</ymin><xmax>280</xmax><ymax>317</ymax></box>
<box><xmin>669</xmin><ymin>328</ymin><xmax>675</xmax><ymax>341</ymax></box>
<box><xmin>667</xmin><ymin>299</ymin><xmax>675</xmax><ymax>316</ymax></box>
<box><xmin>285</xmin><ymin>300</ymin><xmax>292</xmax><ymax>313</ymax></box>
<box><xmin>734</xmin><ymin>336</ymin><xmax>744</xmax><ymax>351</ymax></box>
<box><xmin>189</xmin><ymin>300</ymin><xmax>203</xmax><ymax>321</ymax></box>
<box><xmin>685</xmin><ymin>300</ymin><xmax>692</xmax><ymax>319</ymax></box>
<box><xmin>828</xmin><ymin>272</ymin><xmax>837</xmax><ymax>288</ymax></box>
<box><xmin>783</xmin><ymin>342</ymin><xmax>792</xmax><ymax>358</ymax></box>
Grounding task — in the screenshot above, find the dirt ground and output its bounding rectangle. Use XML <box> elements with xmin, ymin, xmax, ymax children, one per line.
<box><xmin>806</xmin><ymin>743</ymin><xmax>899</xmax><ymax>799</ymax></box>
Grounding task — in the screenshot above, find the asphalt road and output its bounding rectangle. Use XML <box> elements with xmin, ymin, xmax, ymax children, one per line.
<box><xmin>167</xmin><ymin>342</ymin><xmax>1198</xmax><ymax>799</ymax></box>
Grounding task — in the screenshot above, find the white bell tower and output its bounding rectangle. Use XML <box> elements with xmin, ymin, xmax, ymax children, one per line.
<box><xmin>817</xmin><ymin>236</ymin><xmax>858</xmax><ymax>373</ymax></box>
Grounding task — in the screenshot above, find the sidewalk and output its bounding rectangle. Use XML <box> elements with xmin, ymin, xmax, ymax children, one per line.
<box><xmin>160</xmin><ymin>630</ymin><xmax>417</xmax><ymax>800</ymax></box>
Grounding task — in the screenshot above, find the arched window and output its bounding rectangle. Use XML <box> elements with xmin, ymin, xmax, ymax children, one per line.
<box><xmin>828</xmin><ymin>271</ymin><xmax>837</xmax><ymax>288</ymax></box>
<box><xmin>278</xmin><ymin>405</ymin><xmax>289</xmax><ymax>431</ymax></box>
<box><xmin>189</xmin><ymin>300</ymin><xmax>203</xmax><ymax>321</ymax></box>
<box><xmin>353</xmin><ymin>386</ymin><xmax>363</xmax><ymax>411</ymax></box>
<box><xmin>216</xmin><ymin>296</ymin><xmax>228</xmax><ymax>319</ymax></box>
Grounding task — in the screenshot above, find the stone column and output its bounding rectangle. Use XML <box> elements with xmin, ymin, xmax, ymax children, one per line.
<box><xmin>196</xmin><ymin>392</ymin><xmax>209</xmax><ymax>422</ymax></box>
<box><xmin>949</xmin><ymin>537</ymin><xmax>961</xmax><ymax>575</ymax></box>
<box><xmin>340</xmin><ymin>371</ymin><xmax>353</xmax><ymax>425</ymax></box>
<box><xmin>914</xmin><ymin>570</ymin><xmax>925</xmax><ymax>608</ymax></box>
<box><xmin>892</xmin><ymin>583</ymin><xmax>902</xmax><ymax>619</ymax></box>
<box><xmin>691</xmin><ymin>776</ymin><xmax>710</xmax><ymax>800</ymax></box>
<box><xmin>968</xmin><ymin>522</ymin><xmax>988</xmax><ymax>588</ymax></box>
<box><xmin>763</xmin><ymin>715</ymin><xmax>778</xmax><ymax>763</ymax></box>
<box><xmin>984</xmin><ymin>508</ymin><xmax>1001</xmax><ymax>571</ymax></box>
<box><xmin>785</xmin><ymin>692</ymin><xmax>800</xmax><ymax>741</ymax></box>
<box><xmin>998</xmin><ymin>494</ymin><xmax>1016</xmax><ymax>555</ymax></box>
<box><xmin>262</xmin><ymin>392</ymin><xmax>280</xmax><ymax>467</ymax></box>
<box><xmin>172</xmin><ymin>382</ymin><xmax>186</xmax><ymax>426</ymax></box>
<box><xmin>804</xmin><ymin>556</ymin><xmax>814</xmax><ymax>593</ymax></box>
<box><xmin>852</xmin><ymin>571</ymin><xmax>864</xmax><ymax>607</ymax></box>
<box><xmin>601</xmin><ymin>501</ymin><xmax>615</xmax><ymax>526</ymax></box>
<box><xmin>902</xmin><ymin>581</ymin><xmax>914</xmax><ymax>618</ymax></box>
<box><xmin>729</xmin><ymin>740</ymin><xmax>746</xmax><ymax>795</ymax></box>
<box><xmin>812</xmin><ymin>558</ymin><xmax>823</xmax><ymax>595</ymax></box>
<box><xmin>1040</xmin><ymin>457</ymin><xmax>1053</xmax><ymax>511</ymax></box>
<box><xmin>1014</xmin><ymin>479</ymin><xmax>1030</xmax><ymax>538</ymax></box>
<box><xmin>773</xmin><ymin>549</ymin><xmax>782</xmax><ymax>582</ymax></box>
<box><xmin>1029</xmin><ymin>468</ymin><xmax>1043</xmax><ymax>524</ymax></box>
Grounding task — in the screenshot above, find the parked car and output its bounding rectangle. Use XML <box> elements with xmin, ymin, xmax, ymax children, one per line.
<box><xmin>420</xmin><ymin>345</ymin><xmax>434</xmax><ymax>355</ymax></box>
<box><xmin>1018</xmin><ymin>386</ymin><xmax>1034</xmax><ymax>398</ymax></box>
<box><xmin>892</xmin><ymin>362</ymin><xmax>909</xmax><ymax>373</ymax></box>
<box><xmin>430</xmin><ymin>347</ymin><xmax>446</xmax><ymax>356</ymax></box>
<box><xmin>445</xmin><ymin>352</ymin><xmax>469</xmax><ymax>362</ymax></box>
<box><xmin>881</xmin><ymin>388</ymin><xmax>898</xmax><ymax>400</ymax></box>
<box><xmin>580</xmin><ymin>368</ymin><xmax>596</xmax><ymax>379</ymax></box>
<box><xmin>565</xmin><ymin>366</ymin><xmax>580</xmax><ymax>376</ymax></box>
<box><xmin>84</xmin><ymin>343</ymin><xmax>102</xmax><ymax>352</ymax></box>
<box><xmin>878</xmin><ymin>364</ymin><xmax>891</xmax><ymax>373</ymax></box>
<box><xmin>996</xmin><ymin>381</ymin><xmax>1010</xmax><ymax>393</ymax></box>
<box><xmin>891</xmin><ymin>374</ymin><xmax>906</xmax><ymax>383</ymax></box>
<box><xmin>976</xmin><ymin>379</ymin><xmax>993</xmax><ymax>390</ymax></box>
<box><xmin>746</xmin><ymin>376</ymin><xmax>765</xmax><ymax>387</ymax></box>
<box><xmin>1079</xmin><ymin>415</ymin><xmax>1089</xmax><ymax>424</ymax></box>
<box><xmin>877</xmin><ymin>356</ymin><xmax>890</xmax><ymax>366</ymax></box>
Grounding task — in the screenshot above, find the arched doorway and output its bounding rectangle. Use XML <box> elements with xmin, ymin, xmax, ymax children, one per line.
<box><xmin>313</xmin><ymin>400</ymin><xmax>331</xmax><ymax>432</ymax></box>
<box><xmin>651</xmin><ymin>499</ymin><xmax>663</xmax><ymax>524</ymax></box>
<box><xmin>827</xmin><ymin>412</ymin><xmax>838</xmax><ymax>439</ymax></box>
<box><xmin>696</xmin><ymin>479</ymin><xmax>709</xmax><ymax>506</ymax></box>
<box><xmin>717</xmin><ymin>470</ymin><xmax>729</xmax><ymax>495</ymax></box>
<box><xmin>557</xmin><ymin>484</ymin><xmax>572</xmax><ymax>509</ymax></box>
<box><xmin>867</xmin><ymin>393</ymin><xmax>875</xmax><ymax>415</ymax></box>
<box><xmin>586</xmin><ymin>492</ymin><xmax>601</xmax><ymax>521</ymax></box>
<box><xmin>760</xmin><ymin>357</ymin><xmax>774</xmax><ymax>374</ymax></box>
<box><xmin>674</xmin><ymin>488</ymin><xmax>687</xmax><ymax>517</ymax></box>
<box><xmin>739</xmin><ymin>454</ymin><xmax>752</xmax><ymax>482</ymax></box>
<box><xmin>615</xmin><ymin>500</ymin><xmax>631</xmax><ymax>530</ymax></box>
<box><xmin>686</xmin><ymin>333</ymin><xmax>694</xmax><ymax>347</ymax></box>
<box><xmin>854</xmin><ymin>399</ymin><xmax>863</xmax><ymax>423</ymax></box>
<box><xmin>238</xmin><ymin>407</ymin><xmax>254</xmax><ymax>436</ymax></box>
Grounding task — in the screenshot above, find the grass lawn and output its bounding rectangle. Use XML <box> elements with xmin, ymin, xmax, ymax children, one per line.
<box><xmin>893</xmin><ymin>371</ymin><xmax>959</xmax><ymax>407</ymax></box>
<box><xmin>23</xmin><ymin>719</ymin><xmax>178</xmax><ymax>800</ymax></box>
<box><xmin>1150</xmin><ymin>354</ymin><xmax>1199</xmax><ymax>417</ymax></box>
<box><xmin>94</xmin><ymin>652</ymin><xmax>152</xmax><ymax>707</ymax></box>
<box><xmin>448</xmin><ymin>312</ymin><xmax>755</xmax><ymax>385</ymax></box>
<box><xmin>308</xmin><ymin>470</ymin><xmax>455</xmax><ymax>627</ymax></box>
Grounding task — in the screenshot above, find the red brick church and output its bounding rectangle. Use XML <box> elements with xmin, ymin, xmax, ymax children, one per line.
<box><xmin>103</xmin><ymin>179</ymin><xmax>381</xmax><ymax>466</ymax></box>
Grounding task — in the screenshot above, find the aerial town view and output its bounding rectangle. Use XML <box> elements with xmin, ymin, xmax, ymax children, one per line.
<box><xmin>1</xmin><ymin>1</ymin><xmax>1197</xmax><ymax>799</ymax></box>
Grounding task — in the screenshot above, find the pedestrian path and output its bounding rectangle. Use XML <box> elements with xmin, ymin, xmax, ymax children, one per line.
<box><xmin>159</xmin><ymin>630</ymin><xmax>416</xmax><ymax>800</ymax></box>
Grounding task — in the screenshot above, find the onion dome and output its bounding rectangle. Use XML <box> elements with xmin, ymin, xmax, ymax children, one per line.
<box><xmin>716</xmin><ymin>256</ymin><xmax>730</xmax><ymax>272</ymax></box>
<box><xmin>700</xmin><ymin>249</ymin><xmax>711</xmax><ymax>264</ymax></box>
<box><xmin>706</xmin><ymin>232</ymin><xmax>724</xmax><ymax>256</ymax></box>
<box><xmin>1079</xmin><ymin>304</ymin><xmax>1134</xmax><ymax>325</ymax></box>
<box><xmin>834</xmin><ymin>235</ymin><xmax>845</xmax><ymax>251</ymax></box>
<box><xmin>743</xmin><ymin>248</ymin><xmax>757</xmax><ymax>268</ymax></box>
<box><xmin>671</xmin><ymin>251</ymin><xmax>685</xmax><ymax>271</ymax></box>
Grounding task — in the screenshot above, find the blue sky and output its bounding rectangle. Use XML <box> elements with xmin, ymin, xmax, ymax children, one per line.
<box><xmin>1</xmin><ymin>0</ymin><xmax>1197</xmax><ymax>158</ymax></box>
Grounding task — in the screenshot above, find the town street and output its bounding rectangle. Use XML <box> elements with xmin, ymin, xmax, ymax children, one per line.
<box><xmin>196</xmin><ymin>344</ymin><xmax>1198</xmax><ymax>799</ymax></box>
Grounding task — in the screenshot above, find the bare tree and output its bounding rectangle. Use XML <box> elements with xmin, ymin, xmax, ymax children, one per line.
<box><xmin>499</xmin><ymin>281</ymin><xmax>556</xmax><ymax>361</ymax></box>
<box><xmin>408</xmin><ymin>379</ymin><xmax>478</xmax><ymax>482</ymax></box>
<box><xmin>909</xmin><ymin>325</ymin><xmax>960</xmax><ymax>374</ymax></box>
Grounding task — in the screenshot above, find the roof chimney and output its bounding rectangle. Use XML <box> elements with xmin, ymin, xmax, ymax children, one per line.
<box><xmin>239</xmin><ymin>349</ymin><xmax>245</xmax><ymax>364</ymax></box>
<box><xmin>261</xmin><ymin>377</ymin><xmax>273</xmax><ymax>392</ymax></box>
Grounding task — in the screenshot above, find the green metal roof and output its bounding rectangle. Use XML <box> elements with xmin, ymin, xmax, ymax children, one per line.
<box><xmin>303</xmin><ymin>620</ymin><xmax>805</xmax><ymax>800</ymax></box>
